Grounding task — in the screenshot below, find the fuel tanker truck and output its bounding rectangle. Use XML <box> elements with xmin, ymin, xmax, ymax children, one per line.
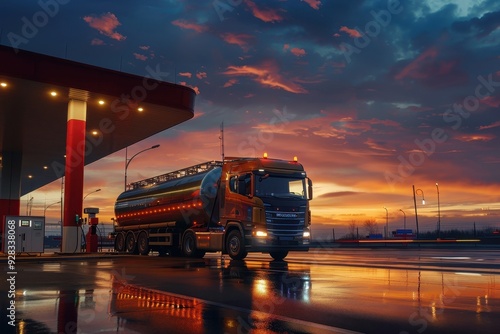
<box><xmin>113</xmin><ymin>155</ymin><xmax>313</xmax><ymax>261</ymax></box>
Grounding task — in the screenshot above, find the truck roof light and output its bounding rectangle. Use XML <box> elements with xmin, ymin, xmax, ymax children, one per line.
<box><xmin>263</xmin><ymin>152</ymin><xmax>268</xmax><ymax>159</ymax></box>
<box><xmin>293</xmin><ymin>156</ymin><xmax>298</xmax><ymax>162</ymax></box>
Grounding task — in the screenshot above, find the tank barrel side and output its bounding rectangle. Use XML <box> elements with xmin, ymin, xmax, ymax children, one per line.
<box><xmin>114</xmin><ymin>168</ymin><xmax>222</xmax><ymax>228</ymax></box>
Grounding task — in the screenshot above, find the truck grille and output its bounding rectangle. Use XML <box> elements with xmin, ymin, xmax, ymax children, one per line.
<box><xmin>265</xmin><ymin>204</ymin><xmax>306</xmax><ymax>239</ymax></box>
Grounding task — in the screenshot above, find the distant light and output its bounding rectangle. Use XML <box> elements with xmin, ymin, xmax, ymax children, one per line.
<box><xmin>91</xmin><ymin>130</ymin><xmax>99</xmax><ymax>136</ymax></box>
<box><xmin>50</xmin><ymin>91</ymin><xmax>57</xmax><ymax>97</ymax></box>
<box><xmin>422</xmin><ymin>200</ymin><xmax>426</xmax><ymax>205</ymax></box>
<box><xmin>0</xmin><ymin>82</ymin><xmax>7</xmax><ymax>88</ymax></box>
<box><xmin>98</xmin><ymin>100</ymin><xmax>105</xmax><ymax>105</ymax></box>
<box><xmin>137</xmin><ymin>107</ymin><xmax>144</xmax><ymax>112</ymax></box>
<box><xmin>43</xmin><ymin>166</ymin><xmax>48</xmax><ymax>170</ymax></box>
<box><xmin>28</xmin><ymin>175</ymin><xmax>33</xmax><ymax>179</ymax></box>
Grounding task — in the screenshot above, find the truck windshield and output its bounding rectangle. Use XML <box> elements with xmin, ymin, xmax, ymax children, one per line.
<box><xmin>254</xmin><ymin>174</ymin><xmax>307</xmax><ymax>199</ymax></box>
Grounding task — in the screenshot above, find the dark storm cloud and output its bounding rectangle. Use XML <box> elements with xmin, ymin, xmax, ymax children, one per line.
<box><xmin>452</xmin><ymin>10</ymin><xmax>500</xmax><ymax>38</ymax></box>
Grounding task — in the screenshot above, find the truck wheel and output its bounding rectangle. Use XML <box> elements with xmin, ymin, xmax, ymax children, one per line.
<box><xmin>270</xmin><ymin>251</ymin><xmax>288</xmax><ymax>261</ymax></box>
<box><xmin>182</xmin><ymin>232</ymin><xmax>205</xmax><ymax>258</ymax></box>
<box><xmin>137</xmin><ymin>232</ymin><xmax>150</xmax><ymax>256</ymax></box>
<box><xmin>226</xmin><ymin>230</ymin><xmax>247</xmax><ymax>260</ymax></box>
<box><xmin>125</xmin><ymin>232</ymin><xmax>138</xmax><ymax>254</ymax></box>
<box><xmin>114</xmin><ymin>232</ymin><xmax>126</xmax><ymax>252</ymax></box>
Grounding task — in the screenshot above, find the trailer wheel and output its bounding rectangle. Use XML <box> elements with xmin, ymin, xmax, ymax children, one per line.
<box><xmin>226</xmin><ymin>230</ymin><xmax>247</xmax><ymax>260</ymax></box>
<box><xmin>182</xmin><ymin>231</ymin><xmax>205</xmax><ymax>258</ymax></box>
<box><xmin>114</xmin><ymin>232</ymin><xmax>126</xmax><ymax>252</ymax></box>
<box><xmin>125</xmin><ymin>232</ymin><xmax>138</xmax><ymax>254</ymax></box>
<box><xmin>269</xmin><ymin>251</ymin><xmax>288</xmax><ymax>261</ymax></box>
<box><xmin>137</xmin><ymin>232</ymin><xmax>150</xmax><ymax>256</ymax></box>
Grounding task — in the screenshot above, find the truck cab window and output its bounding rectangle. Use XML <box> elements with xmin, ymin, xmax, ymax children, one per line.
<box><xmin>229</xmin><ymin>174</ymin><xmax>252</xmax><ymax>196</ymax></box>
<box><xmin>238</xmin><ymin>173</ymin><xmax>252</xmax><ymax>196</ymax></box>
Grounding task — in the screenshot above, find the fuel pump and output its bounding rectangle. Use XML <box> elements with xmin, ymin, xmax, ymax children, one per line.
<box><xmin>84</xmin><ymin>207</ymin><xmax>99</xmax><ymax>252</ymax></box>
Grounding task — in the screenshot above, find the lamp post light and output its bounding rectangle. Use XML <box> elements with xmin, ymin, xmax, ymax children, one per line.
<box><xmin>44</xmin><ymin>200</ymin><xmax>61</xmax><ymax>217</ymax></box>
<box><xmin>399</xmin><ymin>209</ymin><xmax>406</xmax><ymax>229</ymax></box>
<box><xmin>383</xmin><ymin>207</ymin><xmax>388</xmax><ymax>238</ymax></box>
<box><xmin>436</xmin><ymin>182</ymin><xmax>441</xmax><ymax>238</ymax></box>
<box><xmin>124</xmin><ymin>144</ymin><xmax>160</xmax><ymax>191</ymax></box>
<box><xmin>412</xmin><ymin>186</ymin><xmax>425</xmax><ymax>239</ymax></box>
<box><xmin>83</xmin><ymin>188</ymin><xmax>101</xmax><ymax>201</ymax></box>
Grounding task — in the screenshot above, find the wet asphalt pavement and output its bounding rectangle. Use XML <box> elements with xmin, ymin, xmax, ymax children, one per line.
<box><xmin>1</xmin><ymin>248</ymin><xmax>499</xmax><ymax>333</ymax></box>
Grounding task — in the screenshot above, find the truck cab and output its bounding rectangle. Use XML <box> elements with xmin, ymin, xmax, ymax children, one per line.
<box><xmin>218</xmin><ymin>156</ymin><xmax>313</xmax><ymax>260</ymax></box>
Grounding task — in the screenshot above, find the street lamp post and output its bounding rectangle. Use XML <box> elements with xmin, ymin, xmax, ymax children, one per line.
<box><xmin>412</xmin><ymin>186</ymin><xmax>425</xmax><ymax>239</ymax></box>
<box><xmin>44</xmin><ymin>201</ymin><xmax>61</xmax><ymax>217</ymax></box>
<box><xmin>83</xmin><ymin>188</ymin><xmax>101</xmax><ymax>201</ymax></box>
<box><xmin>436</xmin><ymin>182</ymin><xmax>441</xmax><ymax>238</ymax></box>
<box><xmin>26</xmin><ymin>196</ymin><xmax>33</xmax><ymax>215</ymax></box>
<box><xmin>383</xmin><ymin>207</ymin><xmax>388</xmax><ymax>238</ymax></box>
<box><xmin>124</xmin><ymin>144</ymin><xmax>160</xmax><ymax>191</ymax></box>
<box><xmin>399</xmin><ymin>209</ymin><xmax>406</xmax><ymax>229</ymax></box>
<box><xmin>44</xmin><ymin>200</ymin><xmax>61</xmax><ymax>239</ymax></box>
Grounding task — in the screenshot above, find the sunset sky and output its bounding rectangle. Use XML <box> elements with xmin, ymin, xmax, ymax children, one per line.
<box><xmin>1</xmin><ymin>0</ymin><xmax>499</xmax><ymax>238</ymax></box>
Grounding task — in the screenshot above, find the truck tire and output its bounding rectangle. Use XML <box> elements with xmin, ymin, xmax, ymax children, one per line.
<box><xmin>137</xmin><ymin>232</ymin><xmax>150</xmax><ymax>256</ymax></box>
<box><xmin>226</xmin><ymin>230</ymin><xmax>247</xmax><ymax>260</ymax></box>
<box><xmin>182</xmin><ymin>231</ymin><xmax>205</xmax><ymax>258</ymax></box>
<box><xmin>114</xmin><ymin>232</ymin><xmax>126</xmax><ymax>252</ymax></box>
<box><xmin>125</xmin><ymin>232</ymin><xmax>138</xmax><ymax>254</ymax></box>
<box><xmin>270</xmin><ymin>251</ymin><xmax>288</xmax><ymax>261</ymax></box>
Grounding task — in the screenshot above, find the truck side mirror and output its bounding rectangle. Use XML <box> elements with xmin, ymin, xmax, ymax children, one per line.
<box><xmin>308</xmin><ymin>178</ymin><xmax>313</xmax><ymax>200</ymax></box>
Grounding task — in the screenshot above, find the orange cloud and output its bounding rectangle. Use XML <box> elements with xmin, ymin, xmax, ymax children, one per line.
<box><xmin>83</xmin><ymin>12</ymin><xmax>126</xmax><ymax>41</ymax></box>
<box><xmin>222</xmin><ymin>63</ymin><xmax>308</xmax><ymax>93</ymax></box>
<box><xmin>133</xmin><ymin>53</ymin><xmax>147</xmax><ymax>61</ymax></box>
<box><xmin>479</xmin><ymin>120</ymin><xmax>500</xmax><ymax>130</ymax></box>
<box><xmin>221</xmin><ymin>33</ymin><xmax>253</xmax><ymax>51</ymax></box>
<box><xmin>171</xmin><ymin>19</ymin><xmax>207</xmax><ymax>33</ymax></box>
<box><xmin>245</xmin><ymin>0</ymin><xmax>284</xmax><ymax>23</ymax></box>
<box><xmin>302</xmin><ymin>0</ymin><xmax>321</xmax><ymax>10</ymax></box>
<box><xmin>339</xmin><ymin>26</ymin><xmax>361</xmax><ymax>38</ymax></box>
<box><xmin>456</xmin><ymin>134</ymin><xmax>495</xmax><ymax>142</ymax></box>
<box><xmin>196</xmin><ymin>72</ymin><xmax>207</xmax><ymax>80</ymax></box>
<box><xmin>290</xmin><ymin>47</ymin><xmax>306</xmax><ymax>57</ymax></box>
<box><xmin>179</xmin><ymin>72</ymin><xmax>192</xmax><ymax>78</ymax></box>
<box><xmin>223</xmin><ymin>79</ymin><xmax>238</xmax><ymax>88</ymax></box>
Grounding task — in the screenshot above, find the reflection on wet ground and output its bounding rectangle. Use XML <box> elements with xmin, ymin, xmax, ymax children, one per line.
<box><xmin>5</xmin><ymin>250</ymin><xmax>500</xmax><ymax>334</ymax></box>
<box><xmin>11</xmin><ymin>259</ymin><xmax>332</xmax><ymax>334</ymax></box>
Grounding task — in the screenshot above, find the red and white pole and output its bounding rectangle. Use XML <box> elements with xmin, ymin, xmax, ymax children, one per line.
<box><xmin>61</xmin><ymin>89</ymin><xmax>88</xmax><ymax>253</ymax></box>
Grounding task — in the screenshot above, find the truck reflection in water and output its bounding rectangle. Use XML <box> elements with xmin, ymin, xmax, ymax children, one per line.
<box><xmin>223</xmin><ymin>260</ymin><xmax>311</xmax><ymax>302</ymax></box>
<box><xmin>110</xmin><ymin>279</ymin><xmax>206</xmax><ymax>333</ymax></box>
<box><xmin>109</xmin><ymin>260</ymin><xmax>311</xmax><ymax>333</ymax></box>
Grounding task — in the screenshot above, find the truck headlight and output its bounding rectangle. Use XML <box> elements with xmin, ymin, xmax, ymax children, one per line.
<box><xmin>303</xmin><ymin>231</ymin><xmax>310</xmax><ymax>238</ymax></box>
<box><xmin>256</xmin><ymin>230</ymin><xmax>268</xmax><ymax>237</ymax></box>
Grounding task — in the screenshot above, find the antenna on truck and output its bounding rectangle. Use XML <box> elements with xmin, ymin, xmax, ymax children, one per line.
<box><xmin>219</xmin><ymin>122</ymin><xmax>225</xmax><ymax>161</ymax></box>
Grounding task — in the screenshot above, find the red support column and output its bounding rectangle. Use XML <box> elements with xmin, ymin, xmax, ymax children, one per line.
<box><xmin>0</xmin><ymin>151</ymin><xmax>21</xmax><ymax>251</ymax></box>
<box><xmin>61</xmin><ymin>89</ymin><xmax>88</xmax><ymax>253</ymax></box>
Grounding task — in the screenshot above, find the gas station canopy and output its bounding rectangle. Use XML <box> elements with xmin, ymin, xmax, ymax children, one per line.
<box><xmin>0</xmin><ymin>45</ymin><xmax>196</xmax><ymax>195</ymax></box>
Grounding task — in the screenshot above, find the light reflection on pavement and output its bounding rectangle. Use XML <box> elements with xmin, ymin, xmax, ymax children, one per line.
<box><xmin>2</xmin><ymin>249</ymin><xmax>499</xmax><ymax>334</ymax></box>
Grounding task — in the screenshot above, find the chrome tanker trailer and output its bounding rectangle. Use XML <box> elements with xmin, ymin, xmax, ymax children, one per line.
<box><xmin>114</xmin><ymin>156</ymin><xmax>313</xmax><ymax>261</ymax></box>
